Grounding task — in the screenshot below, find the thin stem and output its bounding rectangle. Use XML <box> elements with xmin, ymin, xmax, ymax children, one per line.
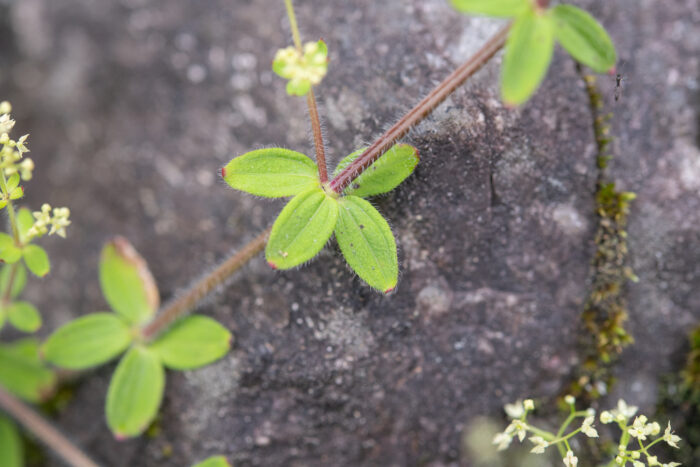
<box><xmin>1</xmin><ymin>263</ymin><xmax>19</xmax><ymax>304</ymax></box>
<box><xmin>329</xmin><ymin>23</ymin><xmax>511</xmax><ymax>194</ymax></box>
<box><xmin>306</xmin><ymin>89</ymin><xmax>329</xmax><ymax>184</ymax></box>
<box><xmin>0</xmin><ymin>386</ymin><xmax>100</xmax><ymax>467</ymax></box>
<box><xmin>283</xmin><ymin>0</ymin><xmax>329</xmax><ymax>183</ymax></box>
<box><xmin>140</xmin><ymin>227</ymin><xmax>270</xmax><ymax>340</ymax></box>
<box><xmin>284</xmin><ymin>0</ymin><xmax>302</xmax><ymax>51</ymax></box>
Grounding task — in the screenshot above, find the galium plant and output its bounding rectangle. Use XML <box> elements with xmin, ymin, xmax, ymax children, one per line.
<box><xmin>493</xmin><ymin>396</ymin><xmax>682</xmax><ymax>466</ymax></box>
<box><xmin>42</xmin><ymin>237</ymin><xmax>233</xmax><ymax>438</ymax></box>
<box><xmin>451</xmin><ymin>0</ymin><xmax>617</xmax><ymax>105</ymax></box>
<box><xmin>222</xmin><ymin>0</ymin><xmax>420</xmax><ymax>293</ymax></box>
<box><xmin>0</xmin><ymin>100</ymin><xmax>73</xmax><ymax>467</ymax></box>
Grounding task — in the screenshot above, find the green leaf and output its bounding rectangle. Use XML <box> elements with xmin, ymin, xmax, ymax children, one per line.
<box><xmin>0</xmin><ymin>339</ymin><xmax>55</xmax><ymax>402</ymax></box>
<box><xmin>335</xmin><ymin>196</ymin><xmax>398</xmax><ymax>293</ymax></box>
<box><xmin>22</xmin><ymin>245</ymin><xmax>49</xmax><ymax>277</ymax></box>
<box><xmin>222</xmin><ymin>148</ymin><xmax>319</xmax><ymax>198</ymax></box>
<box><xmin>333</xmin><ymin>144</ymin><xmax>419</xmax><ymax>197</ymax></box>
<box><xmin>192</xmin><ymin>456</ymin><xmax>231</xmax><ymax>467</ymax></box>
<box><xmin>106</xmin><ymin>346</ymin><xmax>164</xmax><ymax>439</ymax></box>
<box><xmin>42</xmin><ymin>313</ymin><xmax>132</xmax><ymax>370</ymax></box>
<box><xmin>552</xmin><ymin>5</ymin><xmax>616</xmax><ymax>73</ymax></box>
<box><xmin>6</xmin><ymin>173</ymin><xmax>20</xmax><ymax>192</ymax></box>
<box><xmin>0</xmin><ymin>414</ymin><xmax>23</xmax><ymax>467</ymax></box>
<box><xmin>266</xmin><ymin>187</ymin><xmax>339</xmax><ymax>269</ymax></box>
<box><xmin>100</xmin><ymin>238</ymin><xmax>160</xmax><ymax>325</ymax></box>
<box><xmin>450</xmin><ymin>0</ymin><xmax>529</xmax><ymax>17</ymax></box>
<box><xmin>0</xmin><ymin>233</ymin><xmax>21</xmax><ymax>264</ymax></box>
<box><xmin>0</xmin><ymin>264</ymin><xmax>26</xmax><ymax>300</ymax></box>
<box><xmin>17</xmin><ymin>208</ymin><xmax>35</xmax><ymax>244</ymax></box>
<box><xmin>501</xmin><ymin>10</ymin><xmax>555</xmax><ymax>106</ymax></box>
<box><xmin>7</xmin><ymin>302</ymin><xmax>41</xmax><ymax>333</ymax></box>
<box><xmin>149</xmin><ymin>316</ymin><xmax>231</xmax><ymax>370</ymax></box>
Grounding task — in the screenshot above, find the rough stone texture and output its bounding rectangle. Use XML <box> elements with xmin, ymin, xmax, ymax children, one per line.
<box><xmin>0</xmin><ymin>0</ymin><xmax>698</xmax><ymax>465</ymax></box>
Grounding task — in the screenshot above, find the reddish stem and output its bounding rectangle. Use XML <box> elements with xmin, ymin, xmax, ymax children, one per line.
<box><xmin>329</xmin><ymin>23</ymin><xmax>510</xmax><ymax>194</ymax></box>
<box><xmin>307</xmin><ymin>89</ymin><xmax>329</xmax><ymax>183</ymax></box>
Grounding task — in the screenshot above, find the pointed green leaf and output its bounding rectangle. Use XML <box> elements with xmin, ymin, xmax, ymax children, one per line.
<box><xmin>0</xmin><ymin>339</ymin><xmax>55</xmax><ymax>402</ymax></box>
<box><xmin>42</xmin><ymin>313</ymin><xmax>132</xmax><ymax>370</ymax></box>
<box><xmin>0</xmin><ymin>264</ymin><xmax>26</xmax><ymax>300</ymax></box>
<box><xmin>501</xmin><ymin>10</ymin><xmax>555</xmax><ymax>106</ymax></box>
<box><xmin>0</xmin><ymin>414</ymin><xmax>23</xmax><ymax>467</ymax></box>
<box><xmin>22</xmin><ymin>245</ymin><xmax>49</xmax><ymax>277</ymax></box>
<box><xmin>7</xmin><ymin>302</ymin><xmax>41</xmax><ymax>333</ymax></box>
<box><xmin>192</xmin><ymin>456</ymin><xmax>231</xmax><ymax>467</ymax></box>
<box><xmin>9</xmin><ymin>187</ymin><xmax>23</xmax><ymax>200</ymax></box>
<box><xmin>333</xmin><ymin>144</ymin><xmax>419</xmax><ymax>197</ymax></box>
<box><xmin>266</xmin><ymin>187</ymin><xmax>339</xmax><ymax>269</ymax></box>
<box><xmin>17</xmin><ymin>208</ymin><xmax>35</xmax><ymax>244</ymax></box>
<box><xmin>0</xmin><ymin>233</ymin><xmax>21</xmax><ymax>264</ymax></box>
<box><xmin>552</xmin><ymin>5</ymin><xmax>616</xmax><ymax>73</ymax></box>
<box><xmin>100</xmin><ymin>237</ymin><xmax>160</xmax><ymax>325</ymax></box>
<box><xmin>106</xmin><ymin>346</ymin><xmax>164</xmax><ymax>439</ymax></box>
<box><xmin>335</xmin><ymin>196</ymin><xmax>398</xmax><ymax>293</ymax></box>
<box><xmin>222</xmin><ymin>148</ymin><xmax>319</xmax><ymax>197</ymax></box>
<box><xmin>149</xmin><ymin>315</ymin><xmax>232</xmax><ymax>370</ymax></box>
<box><xmin>450</xmin><ymin>0</ymin><xmax>529</xmax><ymax>17</ymax></box>
<box><xmin>6</xmin><ymin>173</ymin><xmax>20</xmax><ymax>192</ymax></box>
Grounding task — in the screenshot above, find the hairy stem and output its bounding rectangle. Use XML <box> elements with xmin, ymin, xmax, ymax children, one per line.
<box><xmin>0</xmin><ymin>386</ymin><xmax>100</xmax><ymax>467</ymax></box>
<box><xmin>140</xmin><ymin>227</ymin><xmax>270</xmax><ymax>340</ymax></box>
<box><xmin>329</xmin><ymin>23</ymin><xmax>510</xmax><ymax>193</ymax></box>
<box><xmin>306</xmin><ymin>89</ymin><xmax>329</xmax><ymax>183</ymax></box>
<box><xmin>283</xmin><ymin>0</ymin><xmax>329</xmax><ymax>183</ymax></box>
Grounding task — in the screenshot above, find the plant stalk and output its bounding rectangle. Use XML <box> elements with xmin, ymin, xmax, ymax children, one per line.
<box><xmin>306</xmin><ymin>89</ymin><xmax>329</xmax><ymax>184</ymax></box>
<box><xmin>284</xmin><ymin>0</ymin><xmax>329</xmax><ymax>183</ymax></box>
<box><xmin>329</xmin><ymin>23</ymin><xmax>510</xmax><ymax>193</ymax></box>
<box><xmin>0</xmin><ymin>386</ymin><xmax>100</xmax><ymax>467</ymax></box>
<box><xmin>140</xmin><ymin>227</ymin><xmax>270</xmax><ymax>340</ymax></box>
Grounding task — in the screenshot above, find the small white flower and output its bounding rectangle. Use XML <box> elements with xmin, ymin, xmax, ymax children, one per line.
<box><xmin>600</xmin><ymin>411</ymin><xmax>614</xmax><ymax>424</ymax></box>
<box><xmin>628</xmin><ymin>415</ymin><xmax>648</xmax><ymax>440</ymax></box>
<box><xmin>564</xmin><ymin>395</ymin><xmax>575</xmax><ymax>406</ymax></box>
<box><xmin>663</xmin><ymin>422</ymin><xmax>681</xmax><ymax>448</ymax></box>
<box><xmin>633</xmin><ymin>462</ymin><xmax>644</xmax><ymax>467</ymax></box>
<box><xmin>563</xmin><ymin>450</ymin><xmax>578</xmax><ymax>467</ymax></box>
<box><xmin>523</xmin><ymin>399</ymin><xmax>534</xmax><ymax>411</ymax></box>
<box><xmin>504</xmin><ymin>401</ymin><xmax>524</xmax><ymax>419</ymax></box>
<box><xmin>612</xmin><ymin>399</ymin><xmax>638</xmax><ymax>422</ymax></box>
<box><xmin>646</xmin><ymin>456</ymin><xmax>659</xmax><ymax>466</ymax></box>
<box><xmin>529</xmin><ymin>435</ymin><xmax>548</xmax><ymax>454</ymax></box>
<box><xmin>492</xmin><ymin>431</ymin><xmax>512</xmax><ymax>451</ymax></box>
<box><xmin>661</xmin><ymin>463</ymin><xmax>681</xmax><ymax>467</ymax></box>
<box><xmin>581</xmin><ymin>416</ymin><xmax>599</xmax><ymax>438</ymax></box>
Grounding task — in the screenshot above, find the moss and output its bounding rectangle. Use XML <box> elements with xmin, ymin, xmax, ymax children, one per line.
<box><xmin>567</xmin><ymin>71</ymin><xmax>636</xmax><ymax>401</ymax></box>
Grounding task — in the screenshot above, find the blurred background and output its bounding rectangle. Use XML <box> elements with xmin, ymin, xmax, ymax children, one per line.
<box><xmin>0</xmin><ymin>0</ymin><xmax>699</xmax><ymax>465</ymax></box>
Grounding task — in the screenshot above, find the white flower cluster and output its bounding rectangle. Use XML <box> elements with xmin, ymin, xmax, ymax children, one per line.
<box><xmin>28</xmin><ymin>203</ymin><xmax>71</xmax><ymax>239</ymax></box>
<box><xmin>493</xmin><ymin>397</ymin><xmax>682</xmax><ymax>467</ymax></box>
<box><xmin>0</xmin><ymin>101</ymin><xmax>35</xmax><ymax>181</ymax></box>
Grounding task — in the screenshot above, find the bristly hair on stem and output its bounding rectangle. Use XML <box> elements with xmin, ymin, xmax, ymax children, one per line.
<box><xmin>329</xmin><ymin>23</ymin><xmax>510</xmax><ymax>194</ymax></box>
<box><xmin>284</xmin><ymin>0</ymin><xmax>329</xmax><ymax>183</ymax></box>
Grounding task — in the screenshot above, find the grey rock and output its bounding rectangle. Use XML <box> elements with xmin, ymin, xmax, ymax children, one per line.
<box><xmin>0</xmin><ymin>0</ymin><xmax>698</xmax><ymax>465</ymax></box>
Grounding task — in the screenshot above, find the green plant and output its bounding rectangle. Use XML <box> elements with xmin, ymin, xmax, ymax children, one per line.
<box><xmin>222</xmin><ymin>0</ymin><xmax>419</xmax><ymax>293</ymax></box>
<box><xmin>451</xmin><ymin>0</ymin><xmax>617</xmax><ymax>105</ymax></box>
<box><xmin>42</xmin><ymin>238</ymin><xmax>232</xmax><ymax>438</ymax></box>
<box><xmin>493</xmin><ymin>397</ymin><xmax>682</xmax><ymax>466</ymax></box>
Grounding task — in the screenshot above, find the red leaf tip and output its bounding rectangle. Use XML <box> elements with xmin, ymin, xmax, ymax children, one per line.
<box><xmin>384</xmin><ymin>286</ymin><xmax>395</xmax><ymax>294</ymax></box>
<box><xmin>221</xmin><ymin>167</ymin><xmax>226</xmax><ymax>178</ymax></box>
<box><xmin>268</xmin><ymin>261</ymin><xmax>278</xmax><ymax>270</ymax></box>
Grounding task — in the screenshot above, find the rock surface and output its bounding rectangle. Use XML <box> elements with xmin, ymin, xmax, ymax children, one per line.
<box><xmin>0</xmin><ymin>0</ymin><xmax>698</xmax><ymax>465</ymax></box>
